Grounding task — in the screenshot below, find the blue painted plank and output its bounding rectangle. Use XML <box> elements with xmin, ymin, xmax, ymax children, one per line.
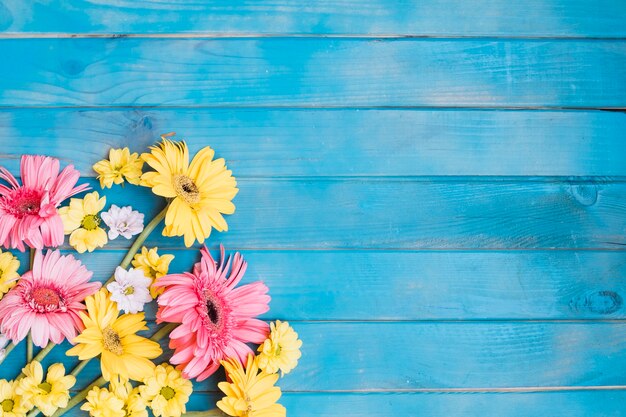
<box><xmin>1</xmin><ymin>1</ymin><xmax>626</xmax><ymax>38</ymax></box>
<box><xmin>9</xmin><ymin>249</ymin><xmax>625</xmax><ymax>321</ymax></box>
<box><xmin>1</xmin><ymin>39</ymin><xmax>626</xmax><ymax>107</ymax></box>
<box><xmin>5</xmin><ymin>322</ymin><xmax>626</xmax><ymax>390</ymax></box>
<box><xmin>11</xmin><ymin>178</ymin><xmax>621</xmax><ymax>250</ymax></box>
<box><xmin>1</xmin><ymin>109</ymin><xmax>626</xmax><ymax>177</ymax></box>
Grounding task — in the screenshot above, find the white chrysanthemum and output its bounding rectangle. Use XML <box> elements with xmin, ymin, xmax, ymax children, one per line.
<box><xmin>101</xmin><ymin>205</ymin><xmax>145</xmax><ymax>240</ymax></box>
<box><xmin>106</xmin><ymin>267</ymin><xmax>152</xmax><ymax>314</ymax></box>
<box><xmin>0</xmin><ymin>333</ymin><xmax>8</xmax><ymax>363</ymax></box>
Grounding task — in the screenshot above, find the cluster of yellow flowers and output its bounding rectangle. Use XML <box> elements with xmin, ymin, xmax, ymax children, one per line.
<box><xmin>0</xmin><ymin>361</ymin><xmax>75</xmax><ymax>417</ymax></box>
<box><xmin>217</xmin><ymin>320</ymin><xmax>303</xmax><ymax>417</ymax></box>
<box><xmin>81</xmin><ymin>365</ymin><xmax>192</xmax><ymax>417</ymax></box>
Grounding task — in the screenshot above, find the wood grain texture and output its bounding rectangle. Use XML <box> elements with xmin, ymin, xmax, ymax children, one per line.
<box><xmin>22</xmin><ymin>178</ymin><xmax>624</xmax><ymax>250</ymax></box>
<box><xmin>1</xmin><ymin>39</ymin><xmax>626</xmax><ymax>107</ymax></box>
<box><xmin>11</xmin><ymin>249</ymin><xmax>626</xmax><ymax>321</ymax></box>
<box><xmin>1</xmin><ymin>109</ymin><xmax>626</xmax><ymax>177</ymax></box>
<box><xmin>50</xmin><ymin>391</ymin><xmax>626</xmax><ymax>417</ymax></box>
<box><xmin>1</xmin><ymin>1</ymin><xmax>626</xmax><ymax>38</ymax></box>
<box><xmin>6</xmin><ymin>322</ymin><xmax>626</xmax><ymax>391</ymax></box>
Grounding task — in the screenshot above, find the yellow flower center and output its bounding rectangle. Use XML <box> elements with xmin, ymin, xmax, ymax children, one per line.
<box><xmin>1</xmin><ymin>399</ymin><xmax>14</xmax><ymax>412</ymax></box>
<box><xmin>81</xmin><ymin>214</ymin><xmax>101</xmax><ymax>231</ymax></box>
<box><xmin>38</xmin><ymin>382</ymin><xmax>52</xmax><ymax>393</ymax></box>
<box><xmin>124</xmin><ymin>286</ymin><xmax>135</xmax><ymax>295</ymax></box>
<box><xmin>103</xmin><ymin>327</ymin><xmax>124</xmax><ymax>355</ymax></box>
<box><xmin>160</xmin><ymin>386</ymin><xmax>176</xmax><ymax>400</ymax></box>
<box><xmin>275</xmin><ymin>344</ymin><xmax>282</xmax><ymax>356</ymax></box>
<box><xmin>173</xmin><ymin>175</ymin><xmax>200</xmax><ymax>204</ymax></box>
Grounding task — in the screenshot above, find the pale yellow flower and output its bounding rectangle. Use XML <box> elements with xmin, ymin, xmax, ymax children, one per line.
<box><xmin>257</xmin><ymin>320</ymin><xmax>302</xmax><ymax>376</ymax></box>
<box><xmin>81</xmin><ymin>386</ymin><xmax>124</xmax><ymax>417</ymax></box>
<box><xmin>140</xmin><ymin>363</ymin><xmax>192</xmax><ymax>417</ymax></box>
<box><xmin>93</xmin><ymin>148</ymin><xmax>143</xmax><ymax>189</ymax></box>
<box><xmin>0</xmin><ymin>379</ymin><xmax>31</xmax><ymax>417</ymax></box>
<box><xmin>109</xmin><ymin>376</ymin><xmax>148</xmax><ymax>417</ymax></box>
<box><xmin>217</xmin><ymin>355</ymin><xmax>285</xmax><ymax>417</ymax></box>
<box><xmin>0</xmin><ymin>250</ymin><xmax>19</xmax><ymax>300</ymax></box>
<box><xmin>16</xmin><ymin>362</ymin><xmax>75</xmax><ymax>416</ymax></box>
<box><xmin>58</xmin><ymin>191</ymin><xmax>107</xmax><ymax>253</ymax></box>
<box><xmin>131</xmin><ymin>247</ymin><xmax>174</xmax><ymax>297</ymax></box>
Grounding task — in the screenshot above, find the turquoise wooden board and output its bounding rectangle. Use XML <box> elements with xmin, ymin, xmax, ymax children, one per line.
<box><xmin>1</xmin><ymin>39</ymin><xmax>626</xmax><ymax>107</ymax></box>
<box><xmin>15</xmin><ymin>178</ymin><xmax>623</xmax><ymax>250</ymax></box>
<box><xmin>1</xmin><ymin>109</ymin><xmax>626</xmax><ymax>177</ymax></box>
<box><xmin>12</xmin><ymin>248</ymin><xmax>626</xmax><ymax>321</ymax></box>
<box><xmin>1</xmin><ymin>1</ymin><xmax>626</xmax><ymax>416</ymax></box>
<box><xmin>5</xmin><ymin>322</ymin><xmax>626</xmax><ymax>391</ymax></box>
<box><xmin>1</xmin><ymin>1</ymin><xmax>626</xmax><ymax>38</ymax></box>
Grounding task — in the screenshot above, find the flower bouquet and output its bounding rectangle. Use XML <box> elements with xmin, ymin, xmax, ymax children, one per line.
<box><xmin>0</xmin><ymin>135</ymin><xmax>302</xmax><ymax>417</ymax></box>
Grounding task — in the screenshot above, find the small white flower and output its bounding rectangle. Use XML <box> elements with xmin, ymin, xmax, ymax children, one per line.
<box><xmin>0</xmin><ymin>334</ymin><xmax>8</xmax><ymax>363</ymax></box>
<box><xmin>107</xmin><ymin>267</ymin><xmax>152</xmax><ymax>314</ymax></box>
<box><xmin>101</xmin><ymin>204</ymin><xmax>144</xmax><ymax>240</ymax></box>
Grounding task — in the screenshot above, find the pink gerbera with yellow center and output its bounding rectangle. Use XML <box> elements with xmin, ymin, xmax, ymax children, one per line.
<box><xmin>0</xmin><ymin>155</ymin><xmax>89</xmax><ymax>251</ymax></box>
<box><xmin>0</xmin><ymin>250</ymin><xmax>101</xmax><ymax>347</ymax></box>
<box><xmin>154</xmin><ymin>246</ymin><xmax>270</xmax><ymax>381</ymax></box>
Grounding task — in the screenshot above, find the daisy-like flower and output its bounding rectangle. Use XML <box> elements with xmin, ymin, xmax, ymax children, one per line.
<box><xmin>141</xmin><ymin>137</ymin><xmax>238</xmax><ymax>247</ymax></box>
<box><xmin>101</xmin><ymin>205</ymin><xmax>144</xmax><ymax>240</ymax></box>
<box><xmin>58</xmin><ymin>191</ymin><xmax>107</xmax><ymax>253</ymax></box>
<box><xmin>154</xmin><ymin>246</ymin><xmax>270</xmax><ymax>380</ymax></box>
<box><xmin>0</xmin><ymin>249</ymin><xmax>20</xmax><ymax>300</ymax></box>
<box><xmin>131</xmin><ymin>247</ymin><xmax>174</xmax><ymax>298</ymax></box>
<box><xmin>67</xmin><ymin>289</ymin><xmax>162</xmax><ymax>382</ymax></box>
<box><xmin>108</xmin><ymin>376</ymin><xmax>148</xmax><ymax>417</ymax></box>
<box><xmin>16</xmin><ymin>361</ymin><xmax>75</xmax><ymax>416</ymax></box>
<box><xmin>106</xmin><ymin>267</ymin><xmax>152</xmax><ymax>314</ymax></box>
<box><xmin>257</xmin><ymin>320</ymin><xmax>303</xmax><ymax>376</ymax></box>
<box><xmin>0</xmin><ymin>250</ymin><xmax>100</xmax><ymax>347</ymax></box>
<box><xmin>81</xmin><ymin>386</ymin><xmax>125</xmax><ymax>417</ymax></box>
<box><xmin>140</xmin><ymin>363</ymin><xmax>192</xmax><ymax>417</ymax></box>
<box><xmin>0</xmin><ymin>155</ymin><xmax>89</xmax><ymax>251</ymax></box>
<box><xmin>217</xmin><ymin>355</ymin><xmax>285</xmax><ymax>417</ymax></box>
<box><xmin>0</xmin><ymin>380</ymin><xmax>31</xmax><ymax>417</ymax></box>
<box><xmin>93</xmin><ymin>148</ymin><xmax>144</xmax><ymax>189</ymax></box>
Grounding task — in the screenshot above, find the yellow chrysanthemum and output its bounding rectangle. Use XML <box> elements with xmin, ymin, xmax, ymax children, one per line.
<box><xmin>0</xmin><ymin>249</ymin><xmax>19</xmax><ymax>300</ymax></box>
<box><xmin>15</xmin><ymin>362</ymin><xmax>75</xmax><ymax>417</ymax></box>
<box><xmin>93</xmin><ymin>147</ymin><xmax>144</xmax><ymax>189</ymax></box>
<box><xmin>141</xmin><ymin>137</ymin><xmax>238</xmax><ymax>247</ymax></box>
<box><xmin>140</xmin><ymin>363</ymin><xmax>192</xmax><ymax>417</ymax></box>
<box><xmin>81</xmin><ymin>386</ymin><xmax>124</xmax><ymax>417</ymax></box>
<box><xmin>67</xmin><ymin>289</ymin><xmax>162</xmax><ymax>382</ymax></box>
<box><xmin>131</xmin><ymin>247</ymin><xmax>174</xmax><ymax>297</ymax></box>
<box><xmin>257</xmin><ymin>320</ymin><xmax>303</xmax><ymax>376</ymax></box>
<box><xmin>0</xmin><ymin>379</ymin><xmax>31</xmax><ymax>417</ymax></box>
<box><xmin>58</xmin><ymin>191</ymin><xmax>108</xmax><ymax>253</ymax></box>
<box><xmin>217</xmin><ymin>355</ymin><xmax>285</xmax><ymax>417</ymax></box>
<box><xmin>109</xmin><ymin>376</ymin><xmax>148</xmax><ymax>417</ymax></box>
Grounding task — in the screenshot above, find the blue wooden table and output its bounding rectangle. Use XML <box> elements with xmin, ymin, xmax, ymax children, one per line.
<box><xmin>0</xmin><ymin>1</ymin><xmax>625</xmax><ymax>416</ymax></box>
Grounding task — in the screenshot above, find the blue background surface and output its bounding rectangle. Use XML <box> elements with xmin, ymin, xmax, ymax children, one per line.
<box><xmin>0</xmin><ymin>1</ymin><xmax>626</xmax><ymax>416</ymax></box>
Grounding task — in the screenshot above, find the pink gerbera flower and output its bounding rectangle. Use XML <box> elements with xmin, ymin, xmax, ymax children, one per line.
<box><xmin>155</xmin><ymin>245</ymin><xmax>270</xmax><ymax>381</ymax></box>
<box><xmin>0</xmin><ymin>155</ymin><xmax>89</xmax><ymax>251</ymax></box>
<box><xmin>0</xmin><ymin>249</ymin><xmax>101</xmax><ymax>347</ymax></box>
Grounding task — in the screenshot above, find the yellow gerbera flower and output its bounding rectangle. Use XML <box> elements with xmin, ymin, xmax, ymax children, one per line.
<box><xmin>131</xmin><ymin>247</ymin><xmax>174</xmax><ymax>297</ymax></box>
<box><xmin>0</xmin><ymin>379</ymin><xmax>31</xmax><ymax>417</ymax></box>
<box><xmin>0</xmin><ymin>249</ymin><xmax>19</xmax><ymax>300</ymax></box>
<box><xmin>81</xmin><ymin>386</ymin><xmax>124</xmax><ymax>417</ymax></box>
<box><xmin>93</xmin><ymin>148</ymin><xmax>144</xmax><ymax>189</ymax></box>
<box><xmin>59</xmin><ymin>191</ymin><xmax>108</xmax><ymax>253</ymax></box>
<box><xmin>15</xmin><ymin>362</ymin><xmax>75</xmax><ymax>417</ymax></box>
<box><xmin>257</xmin><ymin>320</ymin><xmax>303</xmax><ymax>376</ymax></box>
<box><xmin>67</xmin><ymin>289</ymin><xmax>162</xmax><ymax>382</ymax></box>
<box><xmin>140</xmin><ymin>363</ymin><xmax>192</xmax><ymax>417</ymax></box>
<box><xmin>141</xmin><ymin>137</ymin><xmax>238</xmax><ymax>247</ymax></box>
<box><xmin>217</xmin><ymin>355</ymin><xmax>286</xmax><ymax>417</ymax></box>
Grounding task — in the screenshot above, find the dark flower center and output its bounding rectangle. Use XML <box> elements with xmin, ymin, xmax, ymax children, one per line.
<box><xmin>173</xmin><ymin>175</ymin><xmax>200</xmax><ymax>204</ymax></box>
<box><xmin>206</xmin><ymin>299</ymin><xmax>220</xmax><ymax>325</ymax></box>
<box><xmin>103</xmin><ymin>327</ymin><xmax>124</xmax><ymax>355</ymax></box>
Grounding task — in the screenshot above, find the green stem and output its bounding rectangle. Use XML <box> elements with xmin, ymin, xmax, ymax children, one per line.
<box><xmin>69</xmin><ymin>358</ymin><xmax>91</xmax><ymax>377</ymax></box>
<box><xmin>149</xmin><ymin>322</ymin><xmax>178</xmax><ymax>341</ymax></box>
<box><xmin>105</xmin><ymin>205</ymin><xmax>168</xmax><ymax>285</ymax></box>
<box><xmin>16</xmin><ymin>343</ymin><xmax>54</xmax><ymax>378</ymax></box>
<box><xmin>2</xmin><ymin>342</ymin><xmax>15</xmax><ymax>359</ymax></box>
<box><xmin>183</xmin><ymin>410</ymin><xmax>225</xmax><ymax>417</ymax></box>
<box><xmin>26</xmin><ymin>334</ymin><xmax>33</xmax><ymax>362</ymax></box>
